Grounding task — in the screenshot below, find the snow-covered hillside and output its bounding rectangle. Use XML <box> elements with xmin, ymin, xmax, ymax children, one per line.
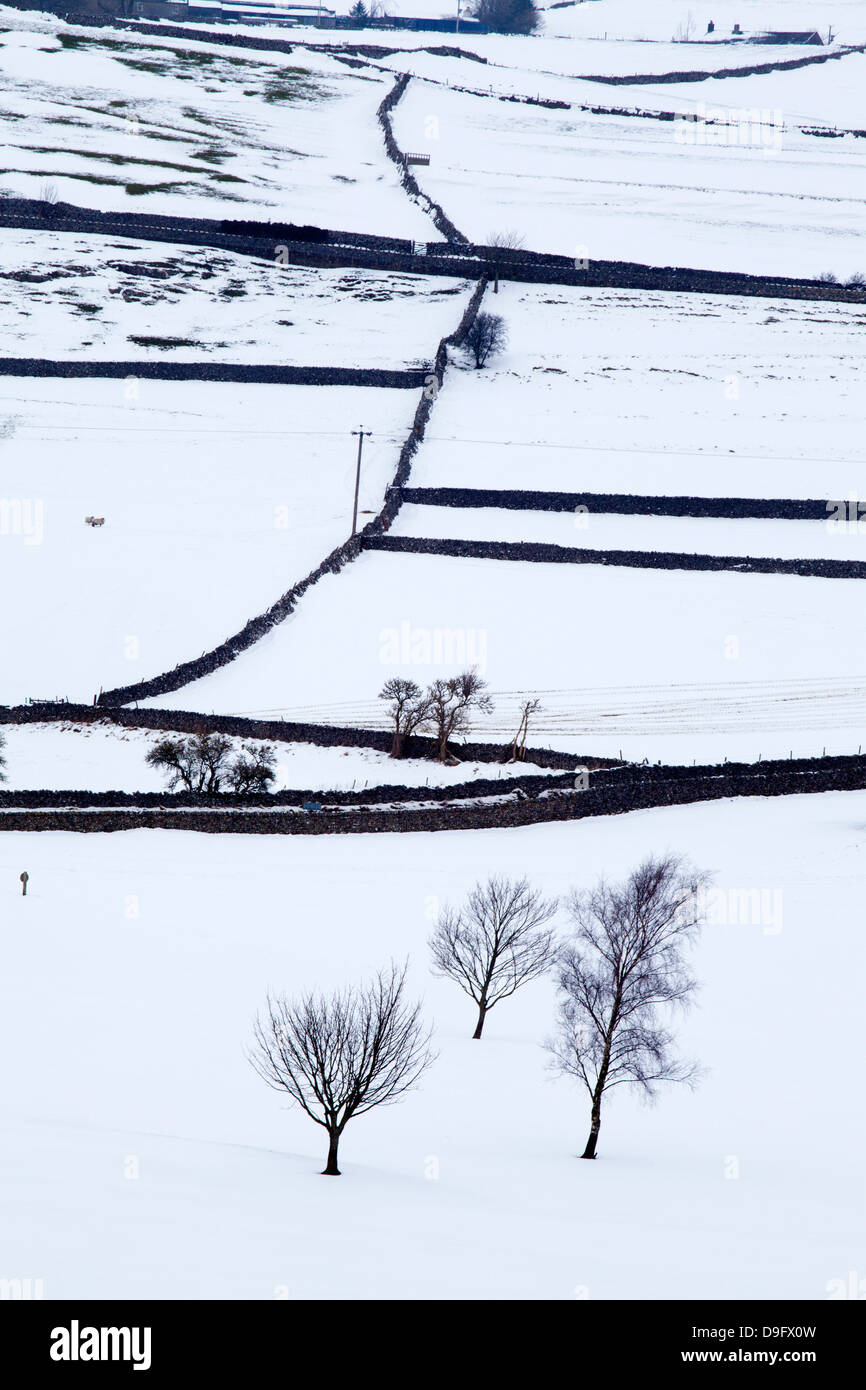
<box><xmin>1</xmin><ymin>794</ymin><xmax>863</xmax><ymax>1297</ymax></box>
<box><xmin>391</xmin><ymin>71</ymin><xmax>866</xmax><ymax>273</ymax></box>
<box><xmin>0</xmin><ymin>720</ymin><xmax>555</xmax><ymax>790</ymax></box>
<box><xmin>0</xmin><ymin>230</ymin><xmax>470</xmax><ymax>364</ymax></box>
<box><xmin>1</xmin><ymin>0</ymin><xmax>864</xmax><ymax>1311</ymax></box>
<box><xmin>0</xmin><ymin>18</ymin><xmax>430</xmax><ymax>233</ymax></box>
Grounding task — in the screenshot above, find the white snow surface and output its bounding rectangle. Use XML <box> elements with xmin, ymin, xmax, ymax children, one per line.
<box><xmin>2</xmin><ymin>0</ymin><xmax>865</xmax><ymax>1305</ymax></box>
<box><xmin>143</xmin><ymin>545</ymin><xmax>866</xmax><ymax>764</ymax></box>
<box><xmin>412</xmin><ymin>282</ymin><xmax>866</xmax><ymax>500</ymax></box>
<box><xmin>391</xmin><ymin>502</ymin><xmax>866</xmax><ymax>562</ymax></box>
<box><xmin>392</xmin><ymin>73</ymin><xmax>866</xmax><ymax>274</ymax></box>
<box><xmin>0</xmin><ymin>379</ymin><xmax>417</xmax><ymax>705</ymax></box>
<box><xmin>0</xmin><ymin>721</ymin><xmax>553</xmax><ymax>791</ymax></box>
<box><xmin>0</xmin><ymin>15</ymin><xmax>432</xmax><ymax>236</ymax></box>
<box><xmin>0</xmin><ymin>230</ymin><xmax>470</xmax><ymax>365</ymax></box>
<box><xmin>1</xmin><ymin>793</ymin><xmax>863</xmax><ymax>1297</ymax></box>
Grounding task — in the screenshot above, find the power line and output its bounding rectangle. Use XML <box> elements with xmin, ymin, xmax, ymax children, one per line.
<box><xmin>5</xmin><ymin>420</ymin><xmax>860</xmax><ymax>468</ymax></box>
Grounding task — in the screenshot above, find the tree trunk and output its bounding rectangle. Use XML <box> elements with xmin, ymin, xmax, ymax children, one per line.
<box><xmin>472</xmin><ymin>1001</ymin><xmax>487</xmax><ymax>1040</ymax></box>
<box><xmin>581</xmin><ymin>1097</ymin><xmax>602</xmax><ymax>1159</ymax></box>
<box><xmin>323</xmin><ymin>1131</ymin><xmax>341</xmax><ymax>1176</ymax></box>
<box><xmin>390</xmin><ymin>730</ymin><xmax>406</xmax><ymax>759</ymax></box>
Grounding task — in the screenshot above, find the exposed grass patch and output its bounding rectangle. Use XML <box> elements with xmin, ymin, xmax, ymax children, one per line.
<box><xmin>191</xmin><ymin>147</ymin><xmax>230</xmax><ymax>165</ymax></box>
<box><xmin>127</xmin><ymin>335</ymin><xmax>200</xmax><ymax>349</ymax></box>
<box><xmin>24</xmin><ymin>146</ymin><xmax>224</xmax><ymax>176</ymax></box>
<box><xmin>124</xmin><ymin>181</ymin><xmax>192</xmax><ymax>196</ymax></box>
<box><xmin>117</xmin><ymin>59</ymin><xmax>165</xmax><ymax>76</ymax></box>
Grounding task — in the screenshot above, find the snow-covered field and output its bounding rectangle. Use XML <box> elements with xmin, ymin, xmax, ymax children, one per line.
<box><xmin>537</xmin><ymin>0</ymin><xmax>866</xmax><ymax>47</ymax></box>
<box><xmin>0</xmin><ymin>379</ymin><xmax>417</xmax><ymax>705</ymax></box>
<box><xmin>391</xmin><ymin>502</ymin><xmax>866</xmax><ymax>561</ymax></box>
<box><xmin>0</xmin><ymin>17</ymin><xmax>430</xmax><ymax>235</ymax></box>
<box><xmin>2</xmin><ymin>0</ymin><xmax>865</xmax><ymax>1308</ymax></box>
<box><xmin>0</xmin><ymin>229</ymin><xmax>469</xmax><ymax>364</ymax></box>
<box><xmin>392</xmin><ymin>73</ymin><xmax>866</xmax><ymax>273</ymax></box>
<box><xmin>1</xmin><ymin>793</ymin><xmax>863</xmax><ymax>1297</ymax></box>
<box><xmin>0</xmin><ymin>720</ymin><xmax>554</xmax><ymax>791</ymax></box>
<box><xmin>413</xmin><ymin>281</ymin><xmax>866</xmax><ymax>498</ymax></box>
<box><xmin>144</xmin><ymin>547</ymin><xmax>866</xmax><ymax>764</ymax></box>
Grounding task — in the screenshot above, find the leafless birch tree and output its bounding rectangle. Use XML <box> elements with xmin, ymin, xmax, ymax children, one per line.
<box><xmin>508</xmin><ymin>698</ymin><xmax>542</xmax><ymax>761</ymax></box>
<box><xmin>249</xmin><ymin>962</ymin><xmax>435</xmax><ymax>1176</ymax></box>
<box><xmin>430</xmin><ymin>876</ymin><xmax>558</xmax><ymax>1038</ymax></box>
<box><xmin>548</xmin><ymin>855</ymin><xmax>708</xmax><ymax>1160</ymax></box>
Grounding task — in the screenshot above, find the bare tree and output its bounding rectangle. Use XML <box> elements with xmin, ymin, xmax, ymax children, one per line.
<box><xmin>430</xmin><ymin>876</ymin><xmax>558</xmax><ymax>1038</ymax></box>
<box><xmin>464</xmin><ymin>312</ymin><xmax>508</xmax><ymax>369</ymax></box>
<box><xmin>145</xmin><ymin>733</ymin><xmax>232</xmax><ymax>792</ymax></box>
<box><xmin>487</xmin><ymin>229</ymin><xmax>526</xmax><ymax>251</ymax></box>
<box><xmin>225</xmin><ymin>743</ymin><xmax>277</xmax><ymax>793</ymax></box>
<box><xmin>378</xmin><ymin>677</ymin><xmax>431</xmax><ymax>759</ymax></box>
<box><xmin>548</xmin><ymin>855</ymin><xmax>708</xmax><ymax>1160</ymax></box>
<box><xmin>249</xmin><ymin>963</ymin><xmax>436</xmax><ymax>1176</ymax></box>
<box><xmin>508</xmin><ymin>697</ymin><xmax>542</xmax><ymax>762</ymax></box>
<box><xmin>471</xmin><ymin>0</ymin><xmax>541</xmax><ymax>35</ymax></box>
<box><xmin>145</xmin><ymin>732</ymin><xmax>277</xmax><ymax>793</ymax></box>
<box><xmin>672</xmin><ymin>11</ymin><xmax>696</xmax><ymax>43</ymax></box>
<box><xmin>421</xmin><ymin>668</ymin><xmax>493</xmax><ymax>762</ymax></box>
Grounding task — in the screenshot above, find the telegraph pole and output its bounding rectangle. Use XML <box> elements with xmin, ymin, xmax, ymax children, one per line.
<box><xmin>351</xmin><ymin>429</ymin><xmax>372</xmax><ymax>536</ymax></box>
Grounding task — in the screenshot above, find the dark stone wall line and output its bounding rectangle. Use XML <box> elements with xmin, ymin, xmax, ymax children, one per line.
<box><xmin>3</xmin><ymin>762</ymin><xmax>866</xmax><ymax>836</ymax></box>
<box><xmin>376</xmin><ymin>73</ymin><xmax>469</xmax><ymax>246</ymax></box>
<box><xmin>400</xmin><ymin>487</ymin><xmax>835</xmax><ymax>522</ymax></box>
<box><xmin>580</xmin><ymin>44</ymin><xmax>866</xmax><ymax>85</ymax></box>
<box><xmin>363</xmin><ymin>533</ymin><xmax>866</xmax><ymax>580</ymax></box>
<box><xmin>4</xmin><ymin>197</ymin><xmax>865</xmax><ymax>304</ymax></box>
<box><xmin>0</xmin><ymin>359</ymin><xmax>427</xmax><ymax>387</ymax></box>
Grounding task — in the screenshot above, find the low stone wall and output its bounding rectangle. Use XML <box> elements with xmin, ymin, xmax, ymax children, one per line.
<box><xmin>4</xmin><ymin>759</ymin><xmax>866</xmax><ymax>835</ymax></box>
<box><xmin>0</xmin><ymin>359</ymin><xmax>427</xmax><ymax>388</ymax></box>
<box><xmin>363</xmin><ymin>533</ymin><xmax>866</xmax><ymax>581</ymax></box>
<box><xmin>376</xmin><ymin>73</ymin><xmax>469</xmax><ymax>246</ymax></box>
<box><xmin>4</xmin><ymin>197</ymin><xmax>865</xmax><ymax>304</ymax></box>
<box><xmin>581</xmin><ymin>44</ymin><xmax>866</xmax><ymax>85</ymax></box>
<box><xmin>399</xmin><ymin>487</ymin><xmax>833</xmax><ymax>522</ymax></box>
